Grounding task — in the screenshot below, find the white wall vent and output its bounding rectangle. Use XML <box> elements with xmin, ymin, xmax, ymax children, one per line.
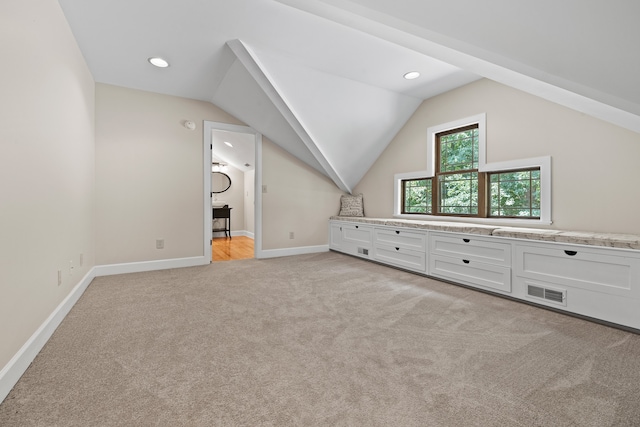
<box><xmin>357</xmin><ymin>247</ymin><xmax>369</xmax><ymax>256</ymax></box>
<box><xmin>527</xmin><ymin>284</ymin><xmax>567</xmax><ymax>306</ymax></box>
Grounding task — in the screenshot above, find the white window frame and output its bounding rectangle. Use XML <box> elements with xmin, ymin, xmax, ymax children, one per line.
<box><xmin>394</xmin><ymin>113</ymin><xmax>552</xmax><ymax>225</ymax></box>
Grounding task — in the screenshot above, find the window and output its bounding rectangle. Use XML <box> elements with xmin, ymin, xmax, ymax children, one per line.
<box><xmin>436</xmin><ymin>125</ymin><xmax>482</xmax><ymax>215</ymax></box>
<box><xmin>396</xmin><ymin>113</ymin><xmax>550</xmax><ymax>223</ymax></box>
<box><xmin>489</xmin><ymin>169</ymin><xmax>540</xmax><ymax>218</ymax></box>
<box><xmin>402</xmin><ymin>178</ymin><xmax>432</xmax><ymax>213</ymax></box>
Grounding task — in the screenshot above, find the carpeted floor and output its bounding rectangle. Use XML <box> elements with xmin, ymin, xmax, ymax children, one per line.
<box><xmin>1</xmin><ymin>251</ymin><xmax>640</xmax><ymax>426</ymax></box>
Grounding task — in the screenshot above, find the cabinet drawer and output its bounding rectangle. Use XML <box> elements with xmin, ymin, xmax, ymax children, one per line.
<box><xmin>515</xmin><ymin>244</ymin><xmax>640</xmax><ymax>297</ymax></box>
<box><xmin>374</xmin><ymin>228</ymin><xmax>427</xmax><ymax>252</ymax></box>
<box><xmin>373</xmin><ymin>245</ymin><xmax>427</xmax><ymax>273</ymax></box>
<box><xmin>342</xmin><ymin>224</ymin><xmax>373</xmax><ymax>246</ymax></box>
<box><xmin>430</xmin><ymin>233</ymin><xmax>511</xmax><ymax>266</ymax></box>
<box><xmin>430</xmin><ymin>254</ymin><xmax>511</xmax><ymax>293</ymax></box>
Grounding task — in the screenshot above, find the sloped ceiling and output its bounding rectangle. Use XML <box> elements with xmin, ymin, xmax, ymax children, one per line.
<box><xmin>58</xmin><ymin>0</ymin><xmax>640</xmax><ymax>193</ymax></box>
<box><xmin>278</xmin><ymin>0</ymin><xmax>640</xmax><ymax>131</ymax></box>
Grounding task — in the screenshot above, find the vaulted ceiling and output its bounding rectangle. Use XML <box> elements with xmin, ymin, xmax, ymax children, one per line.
<box><xmin>58</xmin><ymin>0</ymin><xmax>640</xmax><ymax>193</ymax></box>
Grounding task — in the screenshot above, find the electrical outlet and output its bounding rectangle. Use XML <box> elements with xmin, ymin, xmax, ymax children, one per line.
<box><xmin>262</xmin><ymin>185</ymin><xmax>267</xmax><ymax>193</ymax></box>
<box><xmin>156</xmin><ymin>239</ymin><xmax>164</xmax><ymax>249</ymax></box>
<box><xmin>69</xmin><ymin>260</ymin><xmax>74</xmax><ymax>277</ymax></box>
<box><xmin>57</xmin><ymin>270</ymin><xmax>62</xmax><ymax>286</ymax></box>
<box><xmin>289</xmin><ymin>231</ymin><xmax>294</xmax><ymax>239</ymax></box>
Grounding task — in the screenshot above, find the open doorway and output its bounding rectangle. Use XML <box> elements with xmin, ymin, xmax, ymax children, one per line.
<box><xmin>203</xmin><ymin>122</ymin><xmax>262</xmax><ymax>262</ymax></box>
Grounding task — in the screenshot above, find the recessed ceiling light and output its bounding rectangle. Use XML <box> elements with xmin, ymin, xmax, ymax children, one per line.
<box><xmin>403</xmin><ymin>71</ymin><xmax>420</xmax><ymax>80</ymax></box>
<box><xmin>148</xmin><ymin>57</ymin><xmax>169</xmax><ymax>68</ymax></box>
<box><xmin>223</xmin><ymin>141</ymin><xmax>233</xmax><ymax>148</ymax></box>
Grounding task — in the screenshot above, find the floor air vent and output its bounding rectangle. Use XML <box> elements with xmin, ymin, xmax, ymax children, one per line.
<box><xmin>527</xmin><ymin>284</ymin><xmax>566</xmax><ymax>305</ymax></box>
<box><xmin>357</xmin><ymin>248</ymin><xmax>369</xmax><ymax>256</ymax></box>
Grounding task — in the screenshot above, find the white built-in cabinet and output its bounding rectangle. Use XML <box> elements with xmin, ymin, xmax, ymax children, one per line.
<box><xmin>330</xmin><ymin>222</ymin><xmax>373</xmax><ymax>258</ymax></box>
<box><xmin>373</xmin><ymin>227</ymin><xmax>427</xmax><ymax>273</ymax></box>
<box><xmin>512</xmin><ymin>241</ymin><xmax>640</xmax><ymax>330</ymax></box>
<box><xmin>429</xmin><ymin>232</ymin><xmax>511</xmax><ymax>294</ymax></box>
<box><xmin>329</xmin><ymin>219</ymin><xmax>640</xmax><ymax>331</ymax></box>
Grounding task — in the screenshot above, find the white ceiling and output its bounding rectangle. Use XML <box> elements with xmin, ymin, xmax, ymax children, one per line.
<box><xmin>212</xmin><ymin>130</ymin><xmax>255</xmax><ymax>173</ymax></box>
<box><xmin>58</xmin><ymin>0</ymin><xmax>640</xmax><ymax>193</ymax></box>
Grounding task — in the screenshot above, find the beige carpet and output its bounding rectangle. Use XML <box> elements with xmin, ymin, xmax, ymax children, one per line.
<box><xmin>1</xmin><ymin>251</ymin><xmax>640</xmax><ymax>426</ymax></box>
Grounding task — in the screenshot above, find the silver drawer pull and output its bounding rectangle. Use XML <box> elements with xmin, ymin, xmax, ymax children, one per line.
<box><xmin>564</xmin><ymin>250</ymin><xmax>577</xmax><ymax>256</ymax></box>
<box><xmin>463</xmin><ymin>238</ymin><xmax>470</xmax><ymax>243</ymax></box>
<box><xmin>463</xmin><ymin>259</ymin><xmax>470</xmax><ymax>264</ymax></box>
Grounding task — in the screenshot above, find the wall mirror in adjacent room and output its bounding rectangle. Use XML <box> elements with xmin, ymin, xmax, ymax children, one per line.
<box><xmin>211</xmin><ymin>172</ymin><xmax>231</xmax><ymax>193</ymax></box>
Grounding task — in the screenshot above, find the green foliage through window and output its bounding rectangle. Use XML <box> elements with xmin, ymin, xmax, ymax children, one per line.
<box><xmin>437</xmin><ymin>125</ymin><xmax>479</xmax><ymax>215</ymax></box>
<box><xmin>489</xmin><ymin>169</ymin><xmax>540</xmax><ymax>218</ymax></box>
<box><xmin>439</xmin><ymin>127</ymin><xmax>479</xmax><ymax>172</ymax></box>
<box><xmin>439</xmin><ymin>172</ymin><xmax>478</xmax><ymax>215</ymax></box>
<box><xmin>400</xmin><ymin>120</ymin><xmax>543</xmax><ymax>220</ymax></box>
<box><xmin>402</xmin><ymin>178</ymin><xmax>431</xmax><ymax>214</ymax></box>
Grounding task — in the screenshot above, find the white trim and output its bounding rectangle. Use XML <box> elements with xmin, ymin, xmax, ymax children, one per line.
<box><xmin>274</xmin><ymin>0</ymin><xmax>640</xmax><ymax>134</ymax></box>
<box><xmin>226</xmin><ymin>39</ymin><xmax>351</xmax><ymax>194</ymax></box>
<box><xmin>254</xmin><ymin>133</ymin><xmax>264</xmax><ymax>259</ymax></box>
<box><xmin>203</xmin><ymin>121</ymin><xmax>213</xmax><ymax>263</ymax></box>
<box><xmin>0</xmin><ymin>231</ymin><xmax>306</xmax><ymax>404</ymax></box>
<box><xmin>212</xmin><ymin>230</ymin><xmax>255</xmax><ymax>239</ymax></box>
<box><xmin>483</xmin><ymin>155</ymin><xmax>552</xmax><ymax>224</ymax></box>
<box><xmin>0</xmin><ymin>268</ymin><xmax>96</xmax><ymax>403</ymax></box>
<box><xmin>392</xmin><ymin>213</ymin><xmax>552</xmax><ymax>226</ymax></box>
<box><xmin>259</xmin><ymin>245</ymin><xmax>329</xmax><ymax>259</ymax></box>
<box><xmin>93</xmin><ymin>256</ymin><xmax>208</xmax><ymax>277</ymax></box>
<box><xmin>395</xmin><ymin>114</ymin><xmax>551</xmax><ymax>225</ymax></box>
<box><xmin>394</xmin><ymin>170</ymin><xmax>430</xmax><ymax>216</ymax></box>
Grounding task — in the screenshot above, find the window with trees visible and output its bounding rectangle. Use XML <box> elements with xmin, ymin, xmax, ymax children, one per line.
<box><xmin>488</xmin><ymin>168</ymin><xmax>540</xmax><ymax>218</ymax></box>
<box><xmin>436</xmin><ymin>124</ymin><xmax>482</xmax><ymax>215</ymax></box>
<box><xmin>400</xmin><ymin>122</ymin><xmax>541</xmax><ymax>219</ymax></box>
<box><xmin>402</xmin><ymin>178</ymin><xmax>431</xmax><ymax>213</ymax></box>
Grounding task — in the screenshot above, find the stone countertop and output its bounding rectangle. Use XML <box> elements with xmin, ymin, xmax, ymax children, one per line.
<box><xmin>330</xmin><ymin>216</ymin><xmax>499</xmax><ymax>235</ymax></box>
<box><xmin>492</xmin><ymin>228</ymin><xmax>640</xmax><ymax>250</ymax></box>
<box><xmin>330</xmin><ymin>216</ymin><xmax>640</xmax><ymax>250</ymax></box>
<box><xmin>380</xmin><ymin>219</ymin><xmax>499</xmax><ymax>236</ymax></box>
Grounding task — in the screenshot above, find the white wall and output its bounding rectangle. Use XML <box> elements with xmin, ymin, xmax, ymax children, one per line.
<box><xmin>0</xmin><ymin>0</ymin><xmax>95</xmax><ymax>369</ymax></box>
<box><xmin>354</xmin><ymin>79</ymin><xmax>640</xmax><ymax>235</ymax></box>
<box><xmin>96</xmin><ymin>83</ymin><xmax>342</xmax><ymax>261</ymax></box>
<box><xmin>96</xmin><ymin>84</ymin><xmax>244</xmax><ymax>265</ymax></box>
<box><xmin>262</xmin><ymin>139</ymin><xmax>346</xmax><ymax>249</ymax></box>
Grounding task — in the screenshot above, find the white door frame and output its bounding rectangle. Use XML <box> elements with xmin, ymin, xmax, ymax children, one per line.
<box><xmin>203</xmin><ymin>121</ymin><xmax>263</xmax><ymax>261</ymax></box>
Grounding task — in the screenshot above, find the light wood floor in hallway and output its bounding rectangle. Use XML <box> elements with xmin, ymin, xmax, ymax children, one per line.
<box><xmin>212</xmin><ymin>236</ymin><xmax>254</xmax><ymax>261</ymax></box>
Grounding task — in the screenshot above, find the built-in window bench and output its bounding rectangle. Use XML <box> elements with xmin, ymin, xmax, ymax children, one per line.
<box><xmin>329</xmin><ymin>216</ymin><xmax>640</xmax><ymax>332</ymax></box>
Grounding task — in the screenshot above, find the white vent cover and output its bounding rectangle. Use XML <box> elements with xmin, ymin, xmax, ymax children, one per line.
<box><xmin>527</xmin><ymin>284</ymin><xmax>567</xmax><ymax>306</ymax></box>
<box><xmin>357</xmin><ymin>247</ymin><xmax>369</xmax><ymax>255</ymax></box>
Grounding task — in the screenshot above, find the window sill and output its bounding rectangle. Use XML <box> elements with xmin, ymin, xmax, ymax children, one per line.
<box><xmin>393</xmin><ymin>213</ymin><xmax>552</xmax><ymax>227</ymax></box>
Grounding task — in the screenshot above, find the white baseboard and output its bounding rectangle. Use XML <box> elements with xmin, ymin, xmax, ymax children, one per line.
<box><xmin>258</xmin><ymin>244</ymin><xmax>329</xmax><ymax>259</ymax></box>
<box><xmin>212</xmin><ymin>230</ymin><xmax>254</xmax><ymax>239</ymax></box>
<box><xmin>93</xmin><ymin>256</ymin><xmax>209</xmax><ymax>277</ymax></box>
<box><xmin>0</xmin><ymin>244</ymin><xmax>319</xmax><ymax>403</ymax></box>
<box><xmin>0</xmin><ymin>268</ymin><xmax>96</xmax><ymax>403</ymax></box>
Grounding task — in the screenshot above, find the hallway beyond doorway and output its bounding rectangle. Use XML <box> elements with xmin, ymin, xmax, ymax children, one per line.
<box><xmin>212</xmin><ymin>236</ymin><xmax>254</xmax><ymax>261</ymax></box>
